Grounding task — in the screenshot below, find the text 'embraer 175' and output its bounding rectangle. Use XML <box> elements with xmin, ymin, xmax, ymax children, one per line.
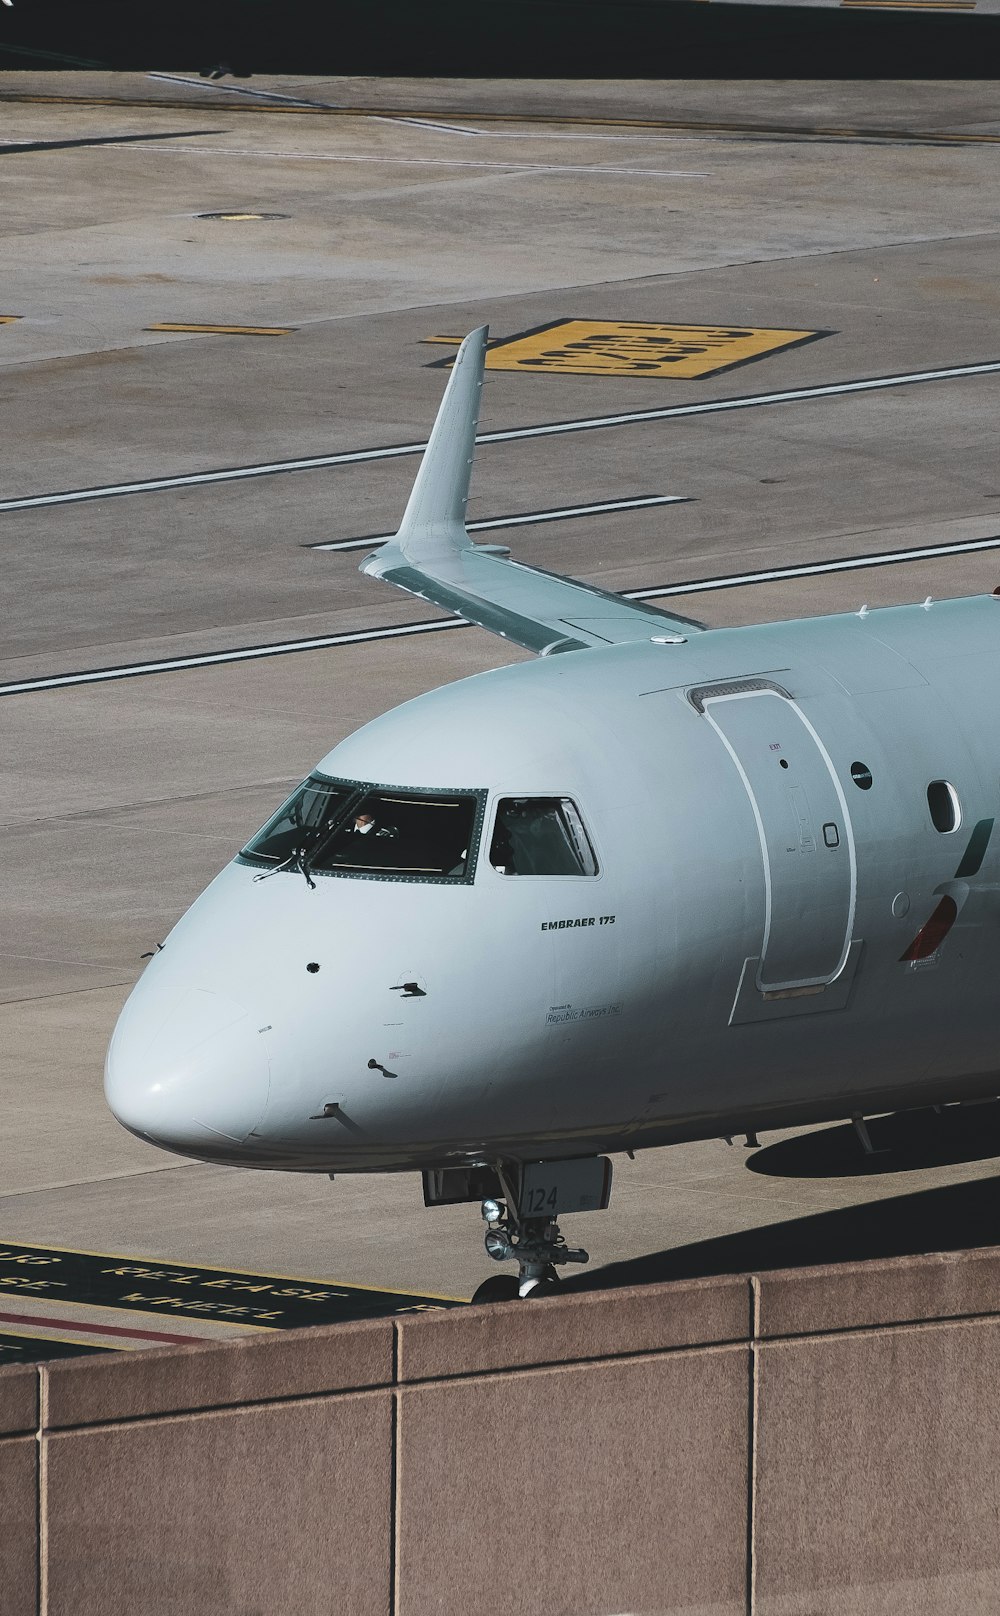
<box><xmin>106</xmin><ymin>326</ymin><xmax>1000</xmax><ymax>1300</ymax></box>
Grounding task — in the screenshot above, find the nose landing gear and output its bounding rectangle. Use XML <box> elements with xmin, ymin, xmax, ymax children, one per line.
<box><xmin>472</xmin><ymin>1194</ymin><xmax>590</xmax><ymax>1302</ymax></box>
<box><xmin>422</xmin><ymin>1155</ymin><xmax>613</xmax><ymax>1303</ymax></box>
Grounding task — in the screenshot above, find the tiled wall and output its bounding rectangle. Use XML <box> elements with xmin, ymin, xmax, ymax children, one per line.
<box><xmin>5</xmin><ymin>1249</ymin><xmax>1000</xmax><ymax>1614</ymax></box>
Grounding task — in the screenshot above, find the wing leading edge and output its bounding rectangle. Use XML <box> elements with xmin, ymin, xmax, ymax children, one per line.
<box><xmin>360</xmin><ymin>325</ymin><xmax>704</xmax><ymax>655</ymax></box>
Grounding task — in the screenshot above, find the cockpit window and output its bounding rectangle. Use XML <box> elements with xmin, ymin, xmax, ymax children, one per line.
<box><xmin>489</xmin><ymin>798</ymin><xmax>599</xmax><ymax>876</ymax></box>
<box><xmin>239</xmin><ymin>775</ymin><xmax>483</xmax><ymax>884</ymax></box>
<box><xmin>310</xmin><ymin>791</ymin><xmax>477</xmax><ymax>879</ymax></box>
<box><xmin>242</xmin><ymin>776</ymin><xmax>352</xmax><ymax>866</ymax></box>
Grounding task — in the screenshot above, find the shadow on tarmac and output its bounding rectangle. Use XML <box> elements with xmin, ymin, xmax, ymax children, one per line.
<box><xmin>747</xmin><ymin>1104</ymin><xmax>1000</xmax><ymax>1180</ymax></box>
<box><xmin>567</xmin><ymin>1112</ymin><xmax>1000</xmax><ymax>1293</ymax></box>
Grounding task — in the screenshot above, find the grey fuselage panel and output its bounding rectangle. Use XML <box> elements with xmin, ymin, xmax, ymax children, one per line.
<box><xmin>107</xmin><ymin>593</ymin><xmax>1000</xmax><ymax>1174</ymax></box>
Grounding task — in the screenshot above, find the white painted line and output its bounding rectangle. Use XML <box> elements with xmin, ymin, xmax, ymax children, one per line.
<box><xmin>629</xmin><ymin>531</ymin><xmax>1000</xmax><ymax>600</ymax></box>
<box><xmin>146</xmin><ymin>73</ymin><xmax>343</xmax><ymax>111</ymax></box>
<box><xmin>113</xmin><ymin>143</ymin><xmax>710</xmax><ymax>179</ymax></box>
<box><xmin>371</xmin><ymin>115</ymin><xmax>484</xmax><ymax>137</ymax></box>
<box><xmin>4</xmin><ymin>530</ymin><xmax>999</xmax><ymax>698</ymax></box>
<box><xmin>0</xmin><ymin>620</ymin><xmax>463</xmax><ymax>697</ymax></box>
<box><xmin>310</xmin><ymin>495</ymin><xmax>687</xmax><ymax>552</ymax></box>
<box><xmin>146</xmin><ymin>76</ymin><xmax>481</xmax><ymax>135</ymax></box>
<box><xmin>4</xmin><ymin>360</ymin><xmax>998</xmax><ymax>515</ymax></box>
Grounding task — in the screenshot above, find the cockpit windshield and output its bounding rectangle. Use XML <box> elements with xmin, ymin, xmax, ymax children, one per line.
<box><xmin>242</xmin><ymin>778</ymin><xmax>352</xmax><ymax>867</ymax></box>
<box><xmin>240</xmin><ymin>776</ymin><xmax>482</xmax><ymax>883</ymax></box>
<box><xmin>311</xmin><ymin>790</ymin><xmax>477</xmax><ymax>878</ymax></box>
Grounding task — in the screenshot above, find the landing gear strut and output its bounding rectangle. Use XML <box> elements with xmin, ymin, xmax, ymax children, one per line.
<box><xmin>422</xmin><ymin>1155</ymin><xmax>612</xmax><ymax>1303</ymax></box>
<box><xmin>473</xmin><ymin>1191</ymin><xmax>589</xmax><ymax>1301</ymax></box>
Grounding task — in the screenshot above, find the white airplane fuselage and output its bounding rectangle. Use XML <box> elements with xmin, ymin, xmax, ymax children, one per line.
<box><xmin>106</xmin><ymin>595</ymin><xmax>1000</xmax><ymax>1175</ymax></box>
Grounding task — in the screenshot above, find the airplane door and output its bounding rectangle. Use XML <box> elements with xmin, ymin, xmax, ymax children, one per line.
<box><xmin>702</xmin><ymin>687</ymin><xmax>856</xmax><ymax>992</ymax></box>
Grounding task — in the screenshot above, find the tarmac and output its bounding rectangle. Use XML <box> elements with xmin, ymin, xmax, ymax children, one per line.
<box><xmin>4</xmin><ymin>73</ymin><xmax>1000</xmax><ymax>1344</ymax></box>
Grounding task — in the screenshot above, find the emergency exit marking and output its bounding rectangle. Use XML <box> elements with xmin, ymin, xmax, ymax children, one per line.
<box><xmin>440</xmin><ymin>320</ymin><xmax>828</xmax><ymax>380</ymax></box>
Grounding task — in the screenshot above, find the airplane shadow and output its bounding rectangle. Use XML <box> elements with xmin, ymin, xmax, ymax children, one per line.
<box><xmin>564</xmin><ymin>1122</ymin><xmax>1000</xmax><ymax>1293</ymax></box>
<box><xmin>746</xmin><ymin>1103</ymin><xmax>1000</xmax><ymax>1179</ymax></box>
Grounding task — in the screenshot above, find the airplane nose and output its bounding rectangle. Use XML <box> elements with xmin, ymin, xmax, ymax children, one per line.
<box><xmin>105</xmin><ymin>987</ymin><xmax>270</xmax><ymax>1150</ymax></box>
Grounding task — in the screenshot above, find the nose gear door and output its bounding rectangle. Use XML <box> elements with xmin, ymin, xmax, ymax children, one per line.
<box><xmin>701</xmin><ymin>685</ymin><xmax>856</xmax><ymax>992</ymax></box>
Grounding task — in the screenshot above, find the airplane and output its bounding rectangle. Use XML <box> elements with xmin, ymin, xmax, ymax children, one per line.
<box><xmin>105</xmin><ymin>324</ymin><xmax>1000</xmax><ymax>1300</ymax></box>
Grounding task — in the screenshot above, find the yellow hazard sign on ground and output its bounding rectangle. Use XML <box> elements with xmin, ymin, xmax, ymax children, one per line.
<box><xmin>436</xmin><ymin>319</ymin><xmax>826</xmax><ymax>379</ymax></box>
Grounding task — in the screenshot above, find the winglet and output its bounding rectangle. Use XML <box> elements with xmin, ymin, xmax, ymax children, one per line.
<box><xmin>359</xmin><ymin>324</ymin><xmax>705</xmax><ymax>652</ymax></box>
<box><xmin>387</xmin><ymin>324</ymin><xmax>488</xmax><ymax>569</ymax></box>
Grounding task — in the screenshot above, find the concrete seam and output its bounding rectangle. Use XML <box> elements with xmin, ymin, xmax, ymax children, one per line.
<box><xmin>759</xmin><ymin>1308</ymin><xmax>1000</xmax><ymax>1348</ymax></box>
<box><xmin>390</xmin><ymin>1391</ymin><xmax>400</xmax><ymax>1616</ymax></box>
<box><xmin>393</xmin><ymin>1333</ymin><xmax>751</xmax><ymax>1389</ymax></box>
<box><xmin>40</xmin><ymin>1339</ymin><xmax>745</xmax><ymax>1433</ymax></box>
<box><xmin>748</xmin><ymin>1277</ymin><xmax>761</xmax><ymax>1616</ymax></box>
<box><xmin>43</xmin><ymin>1377</ymin><xmax>396</xmax><ymax>1436</ymax></box>
<box><xmin>390</xmin><ymin>1323</ymin><xmax>399</xmax><ymax>1616</ymax></box>
<box><xmin>37</xmin><ymin>1366</ymin><xmax>47</xmax><ymax>1616</ymax></box>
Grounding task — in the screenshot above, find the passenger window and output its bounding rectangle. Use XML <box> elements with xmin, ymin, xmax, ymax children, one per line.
<box><xmin>927</xmin><ymin>780</ymin><xmax>961</xmax><ymax>834</ymax></box>
<box><xmin>490</xmin><ymin>798</ymin><xmax>598</xmax><ymax>876</ymax></box>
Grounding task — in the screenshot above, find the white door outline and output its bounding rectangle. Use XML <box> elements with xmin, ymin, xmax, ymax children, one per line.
<box><xmin>704</xmin><ymin>689</ymin><xmax>857</xmax><ymax>992</ymax></box>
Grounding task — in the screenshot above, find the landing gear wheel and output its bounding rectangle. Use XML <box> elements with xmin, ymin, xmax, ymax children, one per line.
<box><xmin>470</xmin><ymin>1274</ymin><xmax>521</xmax><ymax>1305</ymax></box>
<box><xmin>522</xmin><ymin>1275</ymin><xmax>561</xmax><ymax>1299</ymax></box>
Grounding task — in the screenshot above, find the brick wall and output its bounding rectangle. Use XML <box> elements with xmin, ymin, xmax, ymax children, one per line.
<box><xmin>5</xmin><ymin>1247</ymin><xmax>1000</xmax><ymax>1614</ymax></box>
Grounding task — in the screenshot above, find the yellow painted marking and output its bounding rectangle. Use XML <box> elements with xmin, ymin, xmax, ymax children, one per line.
<box><xmin>0</xmin><ymin>316</ymin><xmax>23</xmax><ymax>324</ymax></box>
<box><xmin>476</xmin><ymin>320</ymin><xmax>823</xmax><ymax>380</ymax></box>
<box><xmin>146</xmin><ymin>322</ymin><xmax>295</xmax><ymax>336</ymax></box>
<box><xmin>843</xmin><ymin>1</ymin><xmax>975</xmax><ymax>7</ymax></box>
<box><xmin>0</xmin><ymin>1324</ymin><xmax>130</xmax><ymax>1352</ymax></box>
<box><xmin>6</xmin><ymin>96</ymin><xmax>1000</xmax><ymax>146</ymax></box>
<box><xmin>0</xmin><ymin>1289</ymin><xmax>270</xmax><ymax>1333</ymax></box>
<box><xmin>12</xmin><ymin>1237</ymin><xmax>464</xmax><ymax>1303</ymax></box>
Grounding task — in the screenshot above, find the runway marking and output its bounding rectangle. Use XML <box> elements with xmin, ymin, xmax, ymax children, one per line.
<box><xmin>3</xmin><ymin>359</ymin><xmax>999</xmax><ymax>515</ymax></box>
<box><xmin>0</xmin><ymin>1239</ymin><xmax>462</xmax><ymax>1314</ymax></box>
<box><xmin>628</xmin><ymin>532</ymin><xmax>1000</xmax><ymax>602</ymax></box>
<box><xmin>111</xmin><ymin>143</ymin><xmax>711</xmax><ymax>181</ymax></box>
<box><xmin>373</xmin><ymin>114</ymin><xmax>484</xmax><ymax>136</ymax></box>
<box><xmin>308</xmin><ymin>495</ymin><xmax>688</xmax><ymax>552</ymax></box>
<box><xmin>4</xmin><ymin>532</ymin><xmax>1000</xmax><ymax>698</ymax></box>
<box><xmin>0</xmin><ymin>1330</ymin><xmax>105</xmax><ymax>1362</ymax></box>
<box><xmin>446</xmin><ymin>318</ymin><xmax>829</xmax><ymax>380</ymax></box>
<box><xmin>146</xmin><ymin>72</ymin><xmax>345</xmax><ymax>111</ymax></box>
<box><xmin>0</xmin><ymin>1307</ymin><xmax>202</xmax><ymax>1348</ymax></box>
<box><xmin>0</xmin><ymin>128</ymin><xmax>225</xmax><ymax>158</ymax></box>
<box><xmin>147</xmin><ymin>77</ymin><xmax>481</xmax><ymax>134</ymax></box>
<box><xmin>146</xmin><ymin>322</ymin><xmax>296</xmax><ymax>336</ymax></box>
<box><xmin>842</xmin><ymin>1</ymin><xmax>976</xmax><ymax>7</ymax></box>
<box><xmin>9</xmin><ymin>94</ymin><xmax>1000</xmax><ymax>146</ymax></box>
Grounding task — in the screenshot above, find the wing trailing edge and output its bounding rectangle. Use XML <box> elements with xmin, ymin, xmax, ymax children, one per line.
<box><xmin>360</xmin><ymin>325</ymin><xmax>704</xmax><ymax>655</ymax></box>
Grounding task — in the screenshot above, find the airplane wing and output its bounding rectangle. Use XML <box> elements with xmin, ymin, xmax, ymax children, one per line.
<box><xmin>360</xmin><ymin>325</ymin><xmax>704</xmax><ymax>655</ymax></box>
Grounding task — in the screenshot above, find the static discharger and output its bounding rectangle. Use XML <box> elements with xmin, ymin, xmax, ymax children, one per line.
<box><xmin>427</xmin><ymin>319</ymin><xmax>829</xmax><ymax>380</ymax></box>
<box><xmin>146</xmin><ymin>323</ymin><xmax>296</xmax><ymax>336</ymax></box>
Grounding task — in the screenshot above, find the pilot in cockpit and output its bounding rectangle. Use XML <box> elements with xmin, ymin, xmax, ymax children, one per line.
<box><xmin>349</xmin><ymin>810</ymin><xmax>398</xmax><ymax>841</ymax></box>
<box><xmin>328</xmin><ymin>808</ymin><xmax>400</xmax><ymax>869</ymax></box>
